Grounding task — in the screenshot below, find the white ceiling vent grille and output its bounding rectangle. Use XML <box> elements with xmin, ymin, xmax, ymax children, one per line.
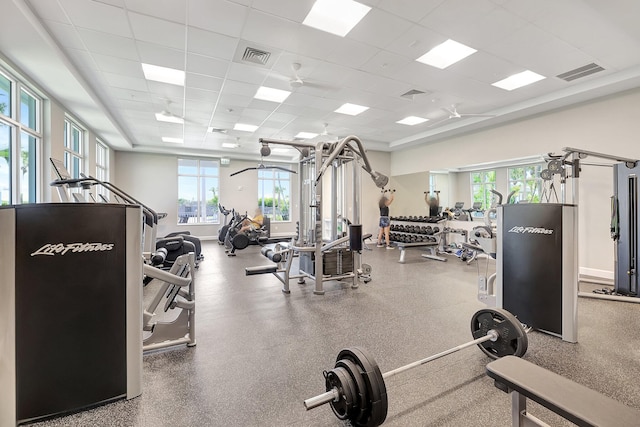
<box><xmin>557</xmin><ymin>63</ymin><xmax>605</xmax><ymax>82</ymax></box>
<box><xmin>242</xmin><ymin>47</ymin><xmax>271</xmax><ymax>66</ymax></box>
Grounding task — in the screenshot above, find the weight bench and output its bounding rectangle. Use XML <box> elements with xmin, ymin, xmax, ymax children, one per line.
<box><xmin>394</xmin><ymin>241</ymin><xmax>446</xmax><ymax>263</ymax></box>
<box><xmin>245</xmin><ymin>265</ymin><xmax>278</xmax><ymax>276</ymax></box>
<box><xmin>486</xmin><ymin>356</ymin><xmax>640</xmax><ymax>427</ymax></box>
<box><xmin>362</xmin><ymin>233</ymin><xmax>373</xmax><ymax>250</ymax></box>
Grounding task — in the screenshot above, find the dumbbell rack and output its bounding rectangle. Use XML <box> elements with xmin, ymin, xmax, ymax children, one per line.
<box><xmin>389</xmin><ymin>216</ymin><xmax>443</xmax><ymax>244</ymax></box>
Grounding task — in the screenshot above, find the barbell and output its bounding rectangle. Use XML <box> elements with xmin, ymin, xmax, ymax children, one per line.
<box><xmin>303</xmin><ymin>307</ymin><xmax>528</xmax><ymax>427</ymax></box>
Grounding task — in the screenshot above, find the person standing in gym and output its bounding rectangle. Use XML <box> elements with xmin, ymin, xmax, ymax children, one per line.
<box><xmin>377</xmin><ymin>191</ymin><xmax>395</xmax><ymax>249</ymax></box>
<box><xmin>425</xmin><ymin>191</ymin><xmax>440</xmax><ymax>217</ymax></box>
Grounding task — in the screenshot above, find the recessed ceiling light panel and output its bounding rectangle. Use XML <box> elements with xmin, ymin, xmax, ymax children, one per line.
<box><xmin>303</xmin><ymin>0</ymin><xmax>371</xmax><ymax>37</ymax></box>
<box><xmin>254</xmin><ymin>86</ymin><xmax>291</xmax><ymax>103</ymax></box>
<box><xmin>295</xmin><ymin>131</ymin><xmax>319</xmax><ymax>139</ymax></box>
<box><xmin>492</xmin><ymin>70</ymin><xmax>546</xmax><ymax>91</ymax></box>
<box><xmin>162</xmin><ymin>137</ymin><xmax>183</xmax><ymax>143</ymax></box>
<box><xmin>396</xmin><ymin>116</ymin><xmax>428</xmax><ymax>126</ymax></box>
<box><xmin>155</xmin><ymin>113</ymin><xmax>184</xmax><ymax>124</ymax></box>
<box><xmin>334</xmin><ymin>103</ymin><xmax>369</xmax><ymax>116</ymax></box>
<box><xmin>234</xmin><ymin>123</ymin><xmax>259</xmax><ymax>132</ymax></box>
<box><xmin>222</xmin><ymin>142</ymin><xmax>239</xmax><ymax>148</ymax></box>
<box><xmin>416</xmin><ymin>39</ymin><xmax>477</xmax><ymax>69</ymax></box>
<box><xmin>142</xmin><ymin>63</ymin><xmax>185</xmax><ymax>86</ymax></box>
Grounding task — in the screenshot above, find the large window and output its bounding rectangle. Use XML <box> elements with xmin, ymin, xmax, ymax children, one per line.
<box><xmin>0</xmin><ymin>69</ymin><xmax>41</xmax><ymax>205</ymax></box>
<box><xmin>258</xmin><ymin>168</ymin><xmax>291</xmax><ymax>221</ymax></box>
<box><xmin>508</xmin><ymin>165</ymin><xmax>543</xmax><ymax>203</ymax></box>
<box><xmin>64</xmin><ymin>118</ymin><xmax>84</xmax><ymax>179</ymax></box>
<box><xmin>178</xmin><ymin>158</ymin><xmax>219</xmax><ymax>224</ymax></box>
<box><xmin>470</xmin><ymin>170</ymin><xmax>496</xmax><ymax>210</ymax></box>
<box><xmin>96</xmin><ymin>140</ymin><xmax>109</xmax><ymax>199</ymax></box>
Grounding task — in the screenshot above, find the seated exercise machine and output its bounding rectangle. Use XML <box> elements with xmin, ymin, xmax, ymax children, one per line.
<box><xmin>142</xmin><ymin>249</ymin><xmax>196</xmax><ymax>352</ymax></box>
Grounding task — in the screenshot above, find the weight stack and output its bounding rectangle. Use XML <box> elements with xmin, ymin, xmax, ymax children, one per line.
<box><xmin>0</xmin><ymin>204</ymin><xmax>143</xmax><ymax>426</ymax></box>
<box><xmin>323</xmin><ymin>249</ymin><xmax>354</xmax><ymax>275</ymax></box>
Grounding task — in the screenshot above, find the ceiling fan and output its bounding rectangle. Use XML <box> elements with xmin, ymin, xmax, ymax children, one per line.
<box><xmin>156</xmin><ymin>99</ymin><xmax>186</xmax><ymax>123</ymax></box>
<box><xmin>272</xmin><ymin>62</ymin><xmax>335</xmax><ymax>91</ymax></box>
<box><xmin>428</xmin><ymin>104</ymin><xmax>496</xmax><ymax>127</ymax></box>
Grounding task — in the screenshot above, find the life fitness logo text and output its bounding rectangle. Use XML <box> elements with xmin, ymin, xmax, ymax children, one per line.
<box><xmin>30</xmin><ymin>243</ymin><xmax>115</xmax><ymax>257</ymax></box>
<box><xmin>507</xmin><ymin>226</ymin><xmax>554</xmax><ymax>235</ymax></box>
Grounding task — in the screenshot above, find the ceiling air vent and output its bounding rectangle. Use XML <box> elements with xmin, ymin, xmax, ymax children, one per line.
<box><xmin>242</xmin><ymin>47</ymin><xmax>271</xmax><ymax>66</ymax></box>
<box><xmin>557</xmin><ymin>63</ymin><xmax>605</xmax><ymax>82</ymax></box>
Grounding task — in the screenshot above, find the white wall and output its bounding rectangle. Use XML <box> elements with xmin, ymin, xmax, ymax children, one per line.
<box><xmin>114</xmin><ymin>152</ymin><xmax>299</xmax><ymax>238</ymax></box>
<box><xmin>391</xmin><ymin>88</ymin><xmax>640</xmax><ymax>276</ymax></box>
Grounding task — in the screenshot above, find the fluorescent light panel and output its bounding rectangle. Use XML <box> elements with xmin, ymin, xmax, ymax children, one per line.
<box><xmin>295</xmin><ymin>132</ymin><xmax>318</xmax><ymax>139</ymax></box>
<box><xmin>255</xmin><ymin>86</ymin><xmax>291</xmax><ymax>103</ymax></box>
<box><xmin>334</xmin><ymin>103</ymin><xmax>369</xmax><ymax>116</ymax></box>
<box><xmin>155</xmin><ymin>112</ymin><xmax>183</xmax><ymax>124</ymax></box>
<box><xmin>222</xmin><ymin>142</ymin><xmax>239</xmax><ymax>148</ymax></box>
<box><xmin>492</xmin><ymin>70</ymin><xmax>546</xmax><ymax>91</ymax></box>
<box><xmin>271</xmin><ymin>148</ymin><xmax>291</xmax><ymax>153</ymax></box>
<box><xmin>234</xmin><ymin>123</ymin><xmax>259</xmax><ymax>132</ymax></box>
<box><xmin>162</xmin><ymin>137</ymin><xmax>183</xmax><ymax>143</ymax></box>
<box><xmin>302</xmin><ymin>0</ymin><xmax>371</xmax><ymax>37</ymax></box>
<box><xmin>416</xmin><ymin>39</ymin><xmax>477</xmax><ymax>69</ymax></box>
<box><xmin>142</xmin><ymin>63</ymin><xmax>185</xmax><ymax>86</ymax></box>
<box><xmin>396</xmin><ymin>116</ymin><xmax>428</xmax><ymax>126</ymax></box>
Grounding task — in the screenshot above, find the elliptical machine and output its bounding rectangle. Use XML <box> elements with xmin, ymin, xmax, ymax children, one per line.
<box><xmin>223</xmin><ymin>211</ymin><xmax>251</xmax><ymax>256</ymax></box>
<box><xmin>217</xmin><ymin>205</ymin><xmax>233</xmax><ymax>244</ymax></box>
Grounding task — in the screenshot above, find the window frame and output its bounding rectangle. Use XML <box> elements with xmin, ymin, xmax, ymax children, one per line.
<box><xmin>63</xmin><ymin>117</ymin><xmax>85</xmax><ymax>180</ymax></box>
<box><xmin>508</xmin><ymin>164</ymin><xmax>544</xmax><ymax>203</ymax></box>
<box><xmin>258</xmin><ymin>167</ymin><xmax>292</xmax><ymax>222</ymax></box>
<box><xmin>0</xmin><ymin>67</ymin><xmax>42</xmax><ymax>205</ymax></box>
<box><xmin>177</xmin><ymin>158</ymin><xmax>220</xmax><ymax>225</ymax></box>
<box><xmin>470</xmin><ymin>170</ymin><xmax>496</xmax><ymax>210</ymax></box>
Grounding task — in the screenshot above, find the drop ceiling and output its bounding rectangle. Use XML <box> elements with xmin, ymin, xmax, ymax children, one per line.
<box><xmin>1</xmin><ymin>0</ymin><xmax>639</xmax><ymax>161</ymax></box>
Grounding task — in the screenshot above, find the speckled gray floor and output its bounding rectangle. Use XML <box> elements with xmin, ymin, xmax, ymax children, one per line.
<box><xmin>30</xmin><ymin>242</ymin><xmax>640</xmax><ymax>426</ymax></box>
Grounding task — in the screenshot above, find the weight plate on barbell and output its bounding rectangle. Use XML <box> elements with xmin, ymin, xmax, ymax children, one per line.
<box><xmin>335</xmin><ymin>358</ymin><xmax>368</xmax><ymax>424</ymax></box>
<box><xmin>325</xmin><ymin>367</ymin><xmax>357</xmax><ymax>420</ymax></box>
<box><xmin>337</xmin><ymin>347</ymin><xmax>388</xmax><ymax>427</ymax></box>
<box><xmin>470</xmin><ymin>308</ymin><xmax>528</xmax><ymax>360</ymax></box>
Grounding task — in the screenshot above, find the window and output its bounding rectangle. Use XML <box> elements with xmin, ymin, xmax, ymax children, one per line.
<box><xmin>0</xmin><ymin>68</ymin><xmax>41</xmax><ymax>205</ymax></box>
<box><xmin>178</xmin><ymin>158</ymin><xmax>219</xmax><ymax>224</ymax></box>
<box><xmin>258</xmin><ymin>168</ymin><xmax>291</xmax><ymax>221</ymax></box>
<box><xmin>508</xmin><ymin>165</ymin><xmax>543</xmax><ymax>203</ymax></box>
<box><xmin>64</xmin><ymin>118</ymin><xmax>84</xmax><ymax>179</ymax></box>
<box><xmin>470</xmin><ymin>170</ymin><xmax>496</xmax><ymax>210</ymax></box>
<box><xmin>96</xmin><ymin>140</ymin><xmax>109</xmax><ymax>199</ymax></box>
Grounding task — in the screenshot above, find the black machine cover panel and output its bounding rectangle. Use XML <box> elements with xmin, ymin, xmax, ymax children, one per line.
<box><xmin>501</xmin><ymin>204</ymin><xmax>564</xmax><ymax>335</ymax></box>
<box><xmin>14</xmin><ymin>204</ymin><xmax>128</xmax><ymax>421</ymax></box>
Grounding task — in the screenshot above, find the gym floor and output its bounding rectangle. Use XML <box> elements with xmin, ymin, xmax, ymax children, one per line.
<box><xmin>32</xmin><ymin>241</ymin><xmax>640</xmax><ymax>427</ymax></box>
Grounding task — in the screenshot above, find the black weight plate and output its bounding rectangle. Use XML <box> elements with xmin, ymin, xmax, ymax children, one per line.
<box><xmin>325</xmin><ymin>367</ymin><xmax>357</xmax><ymax>420</ymax></box>
<box><xmin>337</xmin><ymin>347</ymin><xmax>388</xmax><ymax>427</ymax></box>
<box><xmin>335</xmin><ymin>358</ymin><xmax>368</xmax><ymax>424</ymax></box>
<box><xmin>470</xmin><ymin>308</ymin><xmax>528</xmax><ymax>360</ymax></box>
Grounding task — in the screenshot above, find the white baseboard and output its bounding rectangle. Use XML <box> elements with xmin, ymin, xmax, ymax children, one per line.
<box><xmin>579</xmin><ymin>267</ymin><xmax>614</xmax><ymax>285</ymax></box>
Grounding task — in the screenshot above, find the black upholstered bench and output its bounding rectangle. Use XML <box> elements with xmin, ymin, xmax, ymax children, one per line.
<box><xmin>486</xmin><ymin>356</ymin><xmax>640</xmax><ymax>427</ymax></box>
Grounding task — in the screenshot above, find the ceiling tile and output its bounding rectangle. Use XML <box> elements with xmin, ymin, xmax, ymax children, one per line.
<box><xmin>188</xmin><ymin>0</ymin><xmax>247</xmax><ymax>37</ymax></box>
<box><xmin>359</xmin><ymin>50</ymin><xmax>413</xmax><ymax>78</ymax></box>
<box><xmin>250</xmin><ymin>0</ymin><xmax>315</xmax><ymax>23</ymax></box>
<box><xmin>241</xmin><ymin>9</ymin><xmax>301</xmax><ymax>50</ymax></box>
<box><xmin>128</xmin><ymin>12</ymin><xmax>185</xmax><ymax>50</ymax></box>
<box><xmin>419</xmin><ymin>0</ymin><xmax>497</xmax><ymax>36</ymax></box>
<box><xmin>146</xmin><ymin>81</ymin><xmax>186</xmax><ymax>99</ymax></box>
<box><xmin>44</xmin><ymin>21</ymin><xmax>85</xmax><ymax>50</ymax></box>
<box><xmin>186</xmin><ymin>53</ymin><xmax>228</xmax><ymax>78</ymax></box>
<box><xmin>286</xmin><ymin>25</ymin><xmax>339</xmax><ymax>59</ymax></box>
<box><xmin>65</xmin><ymin>48</ymin><xmax>99</xmax><ymax>72</ymax></box>
<box><xmin>384</xmin><ymin>24</ymin><xmax>441</xmax><ymax>60</ymax></box>
<box><xmin>124</xmin><ymin>0</ymin><xmax>186</xmax><ymax>24</ymax></box>
<box><xmin>77</xmin><ymin>28</ymin><xmax>139</xmax><ymax>60</ymax></box>
<box><xmin>347</xmin><ymin>8</ymin><xmax>413</xmax><ymax>50</ymax></box>
<box><xmin>227</xmin><ymin>62</ymin><xmax>270</xmax><ymax>85</ymax></box>
<box><xmin>377</xmin><ymin>0</ymin><xmax>444</xmax><ymax>23</ymax></box>
<box><xmin>324</xmin><ymin>38</ymin><xmax>380</xmax><ymax>68</ymax></box>
<box><xmin>91</xmin><ymin>53</ymin><xmax>144</xmax><ymax>77</ymax></box>
<box><xmin>28</xmin><ymin>0</ymin><xmax>70</xmax><ymax>23</ymax></box>
<box><xmin>103</xmin><ymin>71</ymin><xmax>148</xmax><ymax>91</ymax></box>
<box><xmin>109</xmin><ymin>87</ymin><xmax>153</xmax><ymax>102</ymax></box>
<box><xmin>187</xmin><ymin>26</ymin><xmax>238</xmax><ymax>60</ymax></box>
<box><xmin>136</xmin><ymin>41</ymin><xmax>185</xmax><ymax>69</ymax></box>
<box><xmin>60</xmin><ymin>0</ymin><xmax>132</xmax><ymax>37</ymax></box>
<box><xmin>186</xmin><ymin>87</ymin><xmax>219</xmax><ymax>102</ymax></box>
<box><xmin>187</xmin><ymin>73</ymin><xmax>224</xmax><ymax>91</ymax></box>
